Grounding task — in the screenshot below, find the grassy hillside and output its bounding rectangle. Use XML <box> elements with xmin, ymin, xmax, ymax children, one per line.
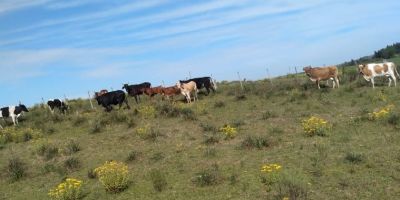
<box><xmin>1</xmin><ymin>59</ymin><xmax>400</xmax><ymax>200</ymax></box>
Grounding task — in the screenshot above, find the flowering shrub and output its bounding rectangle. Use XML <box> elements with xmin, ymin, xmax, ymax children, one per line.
<box><xmin>94</xmin><ymin>161</ymin><xmax>129</xmax><ymax>193</ymax></box>
<box><xmin>260</xmin><ymin>163</ymin><xmax>282</xmax><ymax>189</ymax></box>
<box><xmin>219</xmin><ymin>125</ymin><xmax>237</xmax><ymax>139</ymax></box>
<box><xmin>48</xmin><ymin>178</ymin><xmax>83</xmax><ymax>200</ymax></box>
<box><xmin>138</xmin><ymin>105</ymin><xmax>156</xmax><ymax>118</ymax></box>
<box><xmin>0</xmin><ymin>127</ymin><xmax>42</xmax><ymax>144</ymax></box>
<box><xmin>368</xmin><ymin>105</ymin><xmax>394</xmax><ymax>120</ymax></box>
<box><xmin>301</xmin><ymin>116</ymin><xmax>330</xmax><ymax>136</ymax></box>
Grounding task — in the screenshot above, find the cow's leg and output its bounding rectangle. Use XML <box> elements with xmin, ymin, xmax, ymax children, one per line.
<box><xmin>316</xmin><ymin>80</ymin><xmax>320</xmax><ymax>89</ymax></box>
<box><xmin>371</xmin><ymin>78</ymin><xmax>375</xmax><ymax>88</ymax></box>
<box><xmin>11</xmin><ymin>115</ymin><xmax>17</xmax><ymax>126</ymax></box>
<box><xmin>335</xmin><ymin>77</ymin><xmax>340</xmax><ymax>88</ymax></box>
<box><xmin>124</xmin><ymin>98</ymin><xmax>131</xmax><ymax>109</ymax></box>
<box><xmin>186</xmin><ymin>92</ymin><xmax>191</xmax><ymax>103</ymax></box>
<box><xmin>388</xmin><ymin>77</ymin><xmax>392</xmax><ymax>87</ymax></box>
<box><xmin>206</xmin><ymin>87</ymin><xmax>210</xmax><ymax>95</ymax></box>
<box><xmin>134</xmin><ymin>95</ymin><xmax>139</xmax><ymax>104</ymax></box>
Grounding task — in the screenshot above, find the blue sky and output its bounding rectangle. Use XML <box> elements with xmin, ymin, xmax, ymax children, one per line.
<box><xmin>1</xmin><ymin>0</ymin><xmax>399</xmax><ymax>106</ymax></box>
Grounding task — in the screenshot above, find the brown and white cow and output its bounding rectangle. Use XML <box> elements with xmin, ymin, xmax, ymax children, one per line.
<box><xmin>303</xmin><ymin>66</ymin><xmax>339</xmax><ymax>89</ymax></box>
<box><xmin>358</xmin><ymin>62</ymin><xmax>399</xmax><ymax>88</ymax></box>
<box><xmin>176</xmin><ymin>81</ymin><xmax>198</xmax><ymax>103</ymax></box>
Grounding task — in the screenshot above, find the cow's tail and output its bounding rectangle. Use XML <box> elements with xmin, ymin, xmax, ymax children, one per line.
<box><xmin>394</xmin><ymin>63</ymin><xmax>400</xmax><ymax>78</ymax></box>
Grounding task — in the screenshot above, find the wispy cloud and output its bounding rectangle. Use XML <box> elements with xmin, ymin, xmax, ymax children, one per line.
<box><xmin>0</xmin><ymin>0</ymin><xmax>53</xmax><ymax>14</ymax></box>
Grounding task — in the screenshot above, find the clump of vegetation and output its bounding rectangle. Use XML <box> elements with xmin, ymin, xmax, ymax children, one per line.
<box><xmin>235</xmin><ymin>93</ymin><xmax>247</xmax><ymax>101</ymax></box>
<box><xmin>345</xmin><ymin>152</ymin><xmax>364</xmax><ymax>164</ymax></box>
<box><xmin>149</xmin><ymin>169</ymin><xmax>168</xmax><ymax>192</ymax></box>
<box><xmin>126</xmin><ymin>150</ymin><xmax>141</xmax><ymax>162</ymax></box>
<box><xmin>89</xmin><ymin>121</ymin><xmax>102</xmax><ymax>134</ymax></box>
<box><xmin>150</xmin><ymin>152</ymin><xmax>164</xmax><ymax>162</ymax></box>
<box><xmin>7</xmin><ymin>157</ymin><xmax>26</xmax><ymax>181</ymax></box>
<box><xmin>65</xmin><ymin>140</ymin><xmax>80</xmax><ymax>155</ymax></box>
<box><xmin>260</xmin><ymin>163</ymin><xmax>282</xmax><ymax>187</ymax></box>
<box><xmin>192</xmin><ymin>164</ymin><xmax>222</xmax><ymax>187</ymax></box>
<box><xmin>135</xmin><ymin>125</ymin><xmax>162</xmax><ymax>141</ymax></box>
<box><xmin>219</xmin><ymin>125</ymin><xmax>237</xmax><ymax>139</ymax></box>
<box><xmin>240</xmin><ymin>135</ymin><xmax>270</xmax><ymax>149</ymax></box>
<box><xmin>200</xmin><ymin>123</ymin><xmax>217</xmax><ymax>132</ymax></box>
<box><xmin>387</xmin><ymin>113</ymin><xmax>400</xmax><ymax>127</ymax></box>
<box><xmin>0</xmin><ymin>127</ymin><xmax>42</xmax><ymax>144</ymax></box>
<box><xmin>94</xmin><ymin>161</ymin><xmax>130</xmax><ymax>193</ymax></box>
<box><xmin>64</xmin><ymin>157</ymin><xmax>81</xmax><ymax>171</ymax></box>
<box><xmin>214</xmin><ymin>101</ymin><xmax>225</xmax><ymax>108</ymax></box>
<box><xmin>301</xmin><ymin>116</ymin><xmax>330</xmax><ymax>136</ymax></box>
<box><xmin>48</xmin><ymin>178</ymin><xmax>83</xmax><ymax>200</ymax></box>
<box><xmin>203</xmin><ymin>147</ymin><xmax>217</xmax><ymax>158</ymax></box>
<box><xmin>261</xmin><ymin>110</ymin><xmax>277</xmax><ymax>120</ymax></box>
<box><xmin>37</xmin><ymin>142</ymin><xmax>59</xmax><ymax>160</ymax></box>
<box><xmin>138</xmin><ymin>105</ymin><xmax>156</xmax><ymax>118</ymax></box>
<box><xmin>203</xmin><ymin>133</ymin><xmax>220</xmax><ymax>145</ymax></box>
<box><xmin>87</xmin><ymin>168</ymin><xmax>97</xmax><ymax>179</ymax></box>
<box><xmin>368</xmin><ymin>105</ymin><xmax>394</xmax><ymax>120</ymax></box>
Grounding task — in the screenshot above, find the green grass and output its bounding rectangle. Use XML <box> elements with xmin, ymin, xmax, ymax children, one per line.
<box><xmin>1</xmin><ymin>61</ymin><xmax>400</xmax><ymax>199</ymax></box>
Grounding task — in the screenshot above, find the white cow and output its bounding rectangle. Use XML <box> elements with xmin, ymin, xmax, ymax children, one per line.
<box><xmin>176</xmin><ymin>81</ymin><xmax>198</xmax><ymax>103</ymax></box>
<box><xmin>358</xmin><ymin>62</ymin><xmax>399</xmax><ymax>88</ymax></box>
<box><xmin>0</xmin><ymin>104</ymin><xmax>29</xmax><ymax>128</ymax></box>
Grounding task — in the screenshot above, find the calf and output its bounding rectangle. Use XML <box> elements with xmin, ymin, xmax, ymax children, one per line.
<box><xmin>94</xmin><ymin>90</ymin><xmax>130</xmax><ymax>112</ymax></box>
<box><xmin>303</xmin><ymin>66</ymin><xmax>339</xmax><ymax>89</ymax></box>
<box><xmin>179</xmin><ymin>77</ymin><xmax>216</xmax><ymax>95</ymax></box>
<box><xmin>143</xmin><ymin>86</ymin><xmax>163</xmax><ymax>98</ymax></box>
<box><xmin>47</xmin><ymin>99</ymin><xmax>68</xmax><ymax>114</ymax></box>
<box><xmin>176</xmin><ymin>81</ymin><xmax>198</xmax><ymax>103</ymax></box>
<box><xmin>358</xmin><ymin>62</ymin><xmax>399</xmax><ymax>88</ymax></box>
<box><xmin>0</xmin><ymin>104</ymin><xmax>29</xmax><ymax>128</ymax></box>
<box><xmin>122</xmin><ymin>82</ymin><xmax>151</xmax><ymax>103</ymax></box>
<box><xmin>161</xmin><ymin>86</ymin><xmax>181</xmax><ymax>101</ymax></box>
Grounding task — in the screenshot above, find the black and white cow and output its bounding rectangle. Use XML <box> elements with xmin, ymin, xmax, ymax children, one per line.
<box><xmin>0</xmin><ymin>104</ymin><xmax>29</xmax><ymax>128</ymax></box>
<box><xmin>122</xmin><ymin>82</ymin><xmax>151</xmax><ymax>104</ymax></box>
<box><xmin>47</xmin><ymin>99</ymin><xmax>69</xmax><ymax>114</ymax></box>
<box><xmin>94</xmin><ymin>90</ymin><xmax>130</xmax><ymax>112</ymax></box>
<box><xmin>179</xmin><ymin>77</ymin><xmax>217</xmax><ymax>95</ymax></box>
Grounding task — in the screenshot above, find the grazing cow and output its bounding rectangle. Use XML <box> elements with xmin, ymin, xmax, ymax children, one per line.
<box><xmin>143</xmin><ymin>86</ymin><xmax>163</xmax><ymax>98</ymax></box>
<box><xmin>358</xmin><ymin>62</ymin><xmax>399</xmax><ymax>88</ymax></box>
<box><xmin>97</xmin><ymin>89</ymin><xmax>108</xmax><ymax>96</ymax></box>
<box><xmin>94</xmin><ymin>90</ymin><xmax>130</xmax><ymax>112</ymax></box>
<box><xmin>176</xmin><ymin>81</ymin><xmax>198</xmax><ymax>103</ymax></box>
<box><xmin>161</xmin><ymin>86</ymin><xmax>181</xmax><ymax>101</ymax></box>
<box><xmin>303</xmin><ymin>66</ymin><xmax>339</xmax><ymax>89</ymax></box>
<box><xmin>179</xmin><ymin>77</ymin><xmax>217</xmax><ymax>95</ymax></box>
<box><xmin>122</xmin><ymin>82</ymin><xmax>151</xmax><ymax>103</ymax></box>
<box><xmin>47</xmin><ymin>99</ymin><xmax>68</xmax><ymax>114</ymax></box>
<box><xmin>0</xmin><ymin>104</ymin><xmax>29</xmax><ymax>128</ymax></box>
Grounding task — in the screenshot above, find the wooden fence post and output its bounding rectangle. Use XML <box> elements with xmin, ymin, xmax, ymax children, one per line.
<box><xmin>88</xmin><ymin>91</ymin><xmax>94</xmax><ymax>110</ymax></box>
<box><xmin>237</xmin><ymin>72</ymin><xmax>244</xmax><ymax>91</ymax></box>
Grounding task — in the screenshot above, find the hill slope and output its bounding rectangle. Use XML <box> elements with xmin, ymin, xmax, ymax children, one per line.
<box><xmin>1</xmin><ymin>58</ymin><xmax>400</xmax><ymax>200</ymax></box>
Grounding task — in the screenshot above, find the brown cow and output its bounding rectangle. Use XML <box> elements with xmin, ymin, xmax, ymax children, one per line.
<box><xmin>143</xmin><ymin>86</ymin><xmax>163</xmax><ymax>97</ymax></box>
<box><xmin>161</xmin><ymin>86</ymin><xmax>181</xmax><ymax>101</ymax></box>
<box><xmin>303</xmin><ymin>66</ymin><xmax>339</xmax><ymax>89</ymax></box>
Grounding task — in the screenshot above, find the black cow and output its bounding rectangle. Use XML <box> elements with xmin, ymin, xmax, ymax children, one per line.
<box><xmin>122</xmin><ymin>82</ymin><xmax>151</xmax><ymax>104</ymax></box>
<box><xmin>47</xmin><ymin>99</ymin><xmax>69</xmax><ymax>114</ymax></box>
<box><xmin>94</xmin><ymin>90</ymin><xmax>130</xmax><ymax>112</ymax></box>
<box><xmin>0</xmin><ymin>104</ymin><xmax>29</xmax><ymax>128</ymax></box>
<box><xmin>179</xmin><ymin>77</ymin><xmax>217</xmax><ymax>95</ymax></box>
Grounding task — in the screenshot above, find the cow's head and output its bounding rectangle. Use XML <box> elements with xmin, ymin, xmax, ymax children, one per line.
<box><xmin>358</xmin><ymin>64</ymin><xmax>371</xmax><ymax>81</ymax></box>
<box><xmin>19</xmin><ymin>104</ymin><xmax>29</xmax><ymax>112</ymax></box>
<box><xmin>176</xmin><ymin>82</ymin><xmax>182</xmax><ymax>89</ymax></box>
<box><xmin>122</xmin><ymin>84</ymin><xmax>129</xmax><ymax>90</ymax></box>
<box><xmin>303</xmin><ymin>66</ymin><xmax>312</xmax><ymax>76</ymax></box>
<box><xmin>94</xmin><ymin>92</ymin><xmax>99</xmax><ymax>98</ymax></box>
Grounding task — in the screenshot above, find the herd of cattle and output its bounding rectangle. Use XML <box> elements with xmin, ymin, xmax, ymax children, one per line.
<box><xmin>0</xmin><ymin>62</ymin><xmax>399</xmax><ymax>129</ymax></box>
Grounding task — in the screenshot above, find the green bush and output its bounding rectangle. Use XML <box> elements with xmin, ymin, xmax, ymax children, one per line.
<box><xmin>64</xmin><ymin>157</ymin><xmax>81</xmax><ymax>171</ymax></box>
<box><xmin>65</xmin><ymin>140</ymin><xmax>80</xmax><ymax>155</ymax></box>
